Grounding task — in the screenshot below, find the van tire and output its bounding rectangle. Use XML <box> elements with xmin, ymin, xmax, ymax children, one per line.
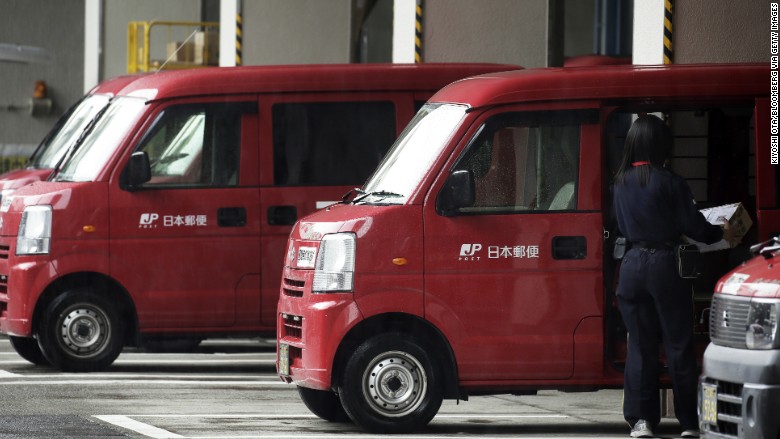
<box><xmin>8</xmin><ymin>335</ymin><xmax>50</xmax><ymax>365</ymax></box>
<box><xmin>338</xmin><ymin>333</ymin><xmax>443</xmax><ymax>433</ymax></box>
<box><xmin>297</xmin><ymin>386</ymin><xmax>351</xmax><ymax>422</ymax></box>
<box><xmin>37</xmin><ymin>290</ymin><xmax>124</xmax><ymax>372</ymax></box>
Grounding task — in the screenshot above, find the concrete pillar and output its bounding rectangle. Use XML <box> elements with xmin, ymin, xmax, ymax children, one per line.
<box><xmin>219</xmin><ymin>0</ymin><xmax>238</xmax><ymax>67</ymax></box>
<box><xmin>84</xmin><ymin>0</ymin><xmax>101</xmax><ymax>92</ymax></box>
<box><xmin>632</xmin><ymin>0</ymin><xmax>665</xmax><ymax>64</ymax></box>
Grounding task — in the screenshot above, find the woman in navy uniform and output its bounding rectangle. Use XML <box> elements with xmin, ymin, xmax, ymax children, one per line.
<box><xmin>613</xmin><ymin>115</ymin><xmax>737</xmax><ymax>438</ymax></box>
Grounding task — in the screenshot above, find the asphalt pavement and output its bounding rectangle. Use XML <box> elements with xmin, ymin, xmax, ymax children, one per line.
<box><xmin>0</xmin><ymin>335</ymin><xmax>691</xmax><ymax>438</ymax></box>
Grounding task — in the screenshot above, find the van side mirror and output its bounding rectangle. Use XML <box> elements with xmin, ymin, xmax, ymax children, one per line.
<box><xmin>436</xmin><ymin>170</ymin><xmax>475</xmax><ymax>217</ymax></box>
<box><xmin>124</xmin><ymin>151</ymin><xmax>152</xmax><ymax>189</ymax></box>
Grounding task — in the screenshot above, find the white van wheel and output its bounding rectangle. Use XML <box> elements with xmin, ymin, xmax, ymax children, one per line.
<box><xmin>338</xmin><ymin>333</ymin><xmax>443</xmax><ymax>433</ymax></box>
<box><xmin>37</xmin><ymin>289</ymin><xmax>124</xmax><ymax>372</ymax></box>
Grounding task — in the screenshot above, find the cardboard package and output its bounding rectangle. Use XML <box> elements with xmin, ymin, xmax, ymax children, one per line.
<box><xmin>165</xmin><ymin>32</ymin><xmax>219</xmax><ymax>66</ymax></box>
<box><xmin>686</xmin><ymin>202</ymin><xmax>753</xmax><ymax>252</ymax></box>
<box><xmin>166</xmin><ymin>41</ymin><xmax>195</xmax><ymax>63</ymax></box>
<box><xmin>193</xmin><ymin>31</ymin><xmax>219</xmax><ymax>65</ymax></box>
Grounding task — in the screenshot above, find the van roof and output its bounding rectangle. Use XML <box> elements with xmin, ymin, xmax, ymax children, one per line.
<box><xmin>89</xmin><ymin>73</ymin><xmax>144</xmax><ymax>96</ymax></box>
<box><xmin>430</xmin><ymin>63</ymin><xmax>768</xmax><ymax>108</ymax></box>
<box><xmin>113</xmin><ymin>63</ymin><xmax>522</xmax><ymax>101</ymax></box>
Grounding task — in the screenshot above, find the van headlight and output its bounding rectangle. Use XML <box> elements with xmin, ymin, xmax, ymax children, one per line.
<box><xmin>745</xmin><ymin>299</ymin><xmax>779</xmax><ymax>349</ymax></box>
<box><xmin>312</xmin><ymin>233</ymin><xmax>355</xmax><ymax>293</ymax></box>
<box><xmin>17</xmin><ymin>205</ymin><xmax>52</xmax><ymax>255</ymax></box>
<box><xmin>0</xmin><ymin>188</ymin><xmax>15</xmax><ymax>206</ymax></box>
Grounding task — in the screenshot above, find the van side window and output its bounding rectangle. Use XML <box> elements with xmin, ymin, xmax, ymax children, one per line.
<box><xmin>272</xmin><ymin>101</ymin><xmax>395</xmax><ymax>186</ymax></box>
<box><xmin>137</xmin><ymin>103</ymin><xmax>244</xmax><ymax>187</ymax></box>
<box><xmin>455</xmin><ymin>111</ymin><xmax>584</xmax><ymax>213</ymax></box>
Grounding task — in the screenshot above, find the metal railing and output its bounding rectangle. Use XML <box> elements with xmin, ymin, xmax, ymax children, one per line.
<box><xmin>128</xmin><ymin>20</ymin><xmax>220</xmax><ymax>74</ymax></box>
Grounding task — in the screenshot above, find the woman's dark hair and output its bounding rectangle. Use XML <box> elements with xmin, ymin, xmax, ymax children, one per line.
<box><xmin>614</xmin><ymin>114</ymin><xmax>673</xmax><ymax>186</ymax></box>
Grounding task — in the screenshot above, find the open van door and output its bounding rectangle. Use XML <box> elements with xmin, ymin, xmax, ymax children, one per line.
<box><xmin>604</xmin><ymin>100</ymin><xmax>764</xmax><ymax>368</ymax></box>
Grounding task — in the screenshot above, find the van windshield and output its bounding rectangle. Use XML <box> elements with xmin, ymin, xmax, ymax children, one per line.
<box><xmin>359</xmin><ymin>103</ymin><xmax>467</xmax><ymax>204</ymax></box>
<box><xmin>53</xmin><ymin>97</ymin><xmax>147</xmax><ymax>182</ymax></box>
<box><xmin>29</xmin><ymin>94</ymin><xmax>111</xmax><ymax>169</ymax></box>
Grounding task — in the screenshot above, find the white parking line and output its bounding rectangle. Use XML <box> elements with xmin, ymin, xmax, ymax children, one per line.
<box><xmin>121</xmin><ymin>414</ymin><xmax>568</xmax><ymax>419</ymax></box>
<box><xmin>95</xmin><ymin>415</ymin><xmax>183</xmax><ymax>438</ymax></box>
<box><xmin>96</xmin><ymin>414</ymin><xmax>571</xmax><ymax>439</ymax></box>
<box><xmin>94</xmin><ymin>413</ymin><xmax>569</xmax><ymax>439</ymax></box>
<box><xmin>0</xmin><ymin>370</ymin><xmax>21</xmax><ymax>377</ymax></box>
<box><xmin>0</xmin><ymin>373</ymin><xmax>275</xmax><ymax>380</ymax></box>
<box><xmin>115</xmin><ymin>359</ymin><xmax>274</xmax><ymax>364</ymax></box>
<box><xmin>0</xmin><ymin>379</ymin><xmax>286</xmax><ymax>386</ymax></box>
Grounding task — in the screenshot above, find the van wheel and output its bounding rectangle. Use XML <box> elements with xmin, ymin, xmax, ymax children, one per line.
<box><xmin>338</xmin><ymin>333</ymin><xmax>443</xmax><ymax>434</ymax></box>
<box><xmin>8</xmin><ymin>336</ymin><xmax>50</xmax><ymax>366</ymax></box>
<box><xmin>297</xmin><ymin>386</ymin><xmax>351</xmax><ymax>422</ymax></box>
<box><xmin>37</xmin><ymin>290</ymin><xmax>124</xmax><ymax>372</ymax></box>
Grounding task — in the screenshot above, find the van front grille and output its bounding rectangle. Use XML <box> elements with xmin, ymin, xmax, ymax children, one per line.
<box><xmin>281</xmin><ymin>313</ymin><xmax>303</xmax><ymax>340</ymax></box>
<box><xmin>701</xmin><ymin>378</ymin><xmax>743</xmax><ymax>438</ymax></box>
<box><xmin>0</xmin><ymin>245</ymin><xmax>9</xmax><ymax>259</ymax></box>
<box><xmin>282</xmin><ymin>277</ymin><xmax>305</xmax><ymax>297</ymax></box>
<box><xmin>709</xmin><ymin>295</ymin><xmax>750</xmax><ymax>348</ymax></box>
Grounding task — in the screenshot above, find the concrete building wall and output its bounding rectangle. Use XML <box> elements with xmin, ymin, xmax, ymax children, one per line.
<box><xmin>0</xmin><ymin>0</ymin><xmax>84</xmax><ymax>151</ymax></box>
<box><xmin>634</xmin><ymin>0</ymin><xmax>769</xmax><ymax>65</ymax></box>
<box><xmin>0</xmin><ymin>0</ymin><xmax>772</xmax><ymax>161</ymax></box>
<box><xmin>423</xmin><ymin>0</ymin><xmax>550</xmax><ymax>67</ymax></box>
<box><xmin>242</xmin><ymin>0</ymin><xmax>352</xmax><ymax>65</ymax></box>
<box><xmin>674</xmin><ymin>0</ymin><xmax>768</xmax><ymax>63</ymax></box>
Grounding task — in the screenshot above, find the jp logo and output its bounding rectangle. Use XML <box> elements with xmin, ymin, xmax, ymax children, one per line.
<box><xmin>138</xmin><ymin>213</ymin><xmax>159</xmax><ymax>228</ymax></box>
<box><xmin>460</xmin><ymin>244</ymin><xmax>482</xmax><ymax>257</ymax></box>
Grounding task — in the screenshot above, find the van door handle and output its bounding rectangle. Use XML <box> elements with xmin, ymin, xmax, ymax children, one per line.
<box><xmin>268</xmin><ymin>205</ymin><xmax>297</xmax><ymax>226</ymax></box>
<box><xmin>217</xmin><ymin>207</ymin><xmax>246</xmax><ymax>227</ymax></box>
<box><xmin>552</xmin><ymin>236</ymin><xmax>587</xmax><ymax>260</ymax></box>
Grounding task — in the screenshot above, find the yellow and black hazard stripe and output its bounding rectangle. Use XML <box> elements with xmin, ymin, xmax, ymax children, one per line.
<box><xmin>663</xmin><ymin>0</ymin><xmax>673</xmax><ymax>64</ymax></box>
<box><xmin>415</xmin><ymin>0</ymin><xmax>424</xmax><ymax>63</ymax></box>
<box><xmin>236</xmin><ymin>9</ymin><xmax>243</xmax><ymax>66</ymax></box>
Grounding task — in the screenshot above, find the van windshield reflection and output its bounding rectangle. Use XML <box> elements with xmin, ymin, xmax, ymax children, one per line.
<box><xmin>30</xmin><ymin>94</ymin><xmax>112</xmax><ymax>170</ymax></box>
<box><xmin>54</xmin><ymin>97</ymin><xmax>147</xmax><ymax>182</ymax></box>
<box><xmin>358</xmin><ymin>103</ymin><xmax>467</xmax><ymax>204</ymax></box>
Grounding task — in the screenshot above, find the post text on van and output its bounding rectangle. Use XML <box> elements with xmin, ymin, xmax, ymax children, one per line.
<box><xmin>772</xmin><ymin>3</ymin><xmax>779</xmax><ymax>164</ymax></box>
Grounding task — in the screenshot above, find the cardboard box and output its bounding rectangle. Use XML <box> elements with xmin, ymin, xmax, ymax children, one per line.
<box><xmin>166</xmin><ymin>41</ymin><xmax>195</xmax><ymax>63</ymax></box>
<box><xmin>686</xmin><ymin>202</ymin><xmax>753</xmax><ymax>252</ymax></box>
<box><xmin>164</xmin><ymin>32</ymin><xmax>218</xmax><ymax>66</ymax></box>
<box><xmin>193</xmin><ymin>31</ymin><xmax>219</xmax><ymax>66</ymax></box>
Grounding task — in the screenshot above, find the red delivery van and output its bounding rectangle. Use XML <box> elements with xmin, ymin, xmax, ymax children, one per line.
<box><xmin>0</xmin><ymin>75</ymin><xmax>138</xmax><ymax>202</ymax></box>
<box><xmin>276</xmin><ymin>63</ymin><xmax>774</xmax><ymax>433</ymax></box>
<box><xmin>0</xmin><ymin>63</ymin><xmax>520</xmax><ymax>372</ymax></box>
<box><xmin>699</xmin><ymin>238</ymin><xmax>780</xmax><ymax>439</ymax></box>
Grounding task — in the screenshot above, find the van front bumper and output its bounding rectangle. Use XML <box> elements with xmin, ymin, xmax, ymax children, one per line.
<box><xmin>276</xmin><ymin>267</ymin><xmax>363</xmax><ymax>391</ymax></box>
<box><xmin>0</xmin><ymin>233</ymin><xmax>57</xmax><ymax>337</ymax></box>
<box><xmin>699</xmin><ymin>343</ymin><xmax>780</xmax><ymax>439</ymax></box>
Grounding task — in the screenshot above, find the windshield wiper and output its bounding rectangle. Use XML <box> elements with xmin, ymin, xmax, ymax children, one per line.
<box><xmin>341</xmin><ymin>187</ymin><xmax>366</xmax><ymax>203</ymax></box>
<box><xmin>353</xmin><ymin>190</ymin><xmax>403</xmax><ymax>204</ymax></box>
<box><xmin>50</xmin><ymin>102</ymin><xmax>111</xmax><ymax>179</ymax></box>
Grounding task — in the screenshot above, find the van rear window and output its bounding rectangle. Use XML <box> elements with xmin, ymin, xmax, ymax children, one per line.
<box><xmin>272</xmin><ymin>101</ymin><xmax>395</xmax><ymax>186</ymax></box>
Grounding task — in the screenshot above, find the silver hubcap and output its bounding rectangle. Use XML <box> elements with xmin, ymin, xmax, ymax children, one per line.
<box><xmin>59</xmin><ymin>306</ymin><xmax>109</xmax><ymax>358</ymax></box>
<box><xmin>362</xmin><ymin>350</ymin><xmax>427</xmax><ymax>417</ymax></box>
